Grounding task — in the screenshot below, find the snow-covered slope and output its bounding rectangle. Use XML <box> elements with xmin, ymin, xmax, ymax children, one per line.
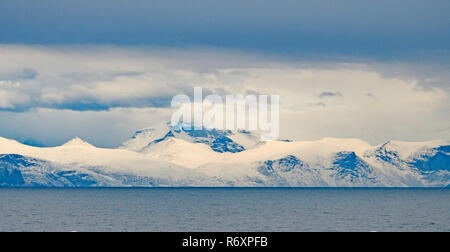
<box><xmin>193</xmin><ymin>138</ymin><xmax>449</xmax><ymax>187</ymax></box>
<box><xmin>0</xmin><ymin>126</ymin><xmax>449</xmax><ymax>187</ymax></box>
<box><xmin>142</xmin><ymin>138</ymin><xmax>227</xmax><ymax>168</ymax></box>
<box><xmin>0</xmin><ymin>154</ymin><xmax>121</xmax><ymax>187</ymax></box>
<box><xmin>0</xmin><ymin>136</ymin><xmax>223</xmax><ymax>187</ymax></box>
<box><xmin>118</xmin><ymin>123</ymin><xmax>172</xmax><ymax>152</ymax></box>
<box><xmin>119</xmin><ymin>123</ymin><xmax>261</xmax><ymax>153</ymax></box>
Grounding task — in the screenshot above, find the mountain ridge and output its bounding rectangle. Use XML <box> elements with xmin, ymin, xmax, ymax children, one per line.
<box><xmin>0</xmin><ymin>124</ymin><xmax>449</xmax><ymax>187</ymax></box>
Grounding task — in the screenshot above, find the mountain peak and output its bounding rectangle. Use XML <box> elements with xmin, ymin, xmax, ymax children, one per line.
<box><xmin>118</xmin><ymin>123</ymin><xmax>172</xmax><ymax>152</ymax></box>
<box><xmin>120</xmin><ymin>122</ymin><xmax>262</xmax><ymax>153</ymax></box>
<box><xmin>376</xmin><ymin>139</ymin><xmax>448</xmax><ymax>160</ymax></box>
<box><xmin>62</xmin><ymin>137</ymin><xmax>93</xmax><ymax>147</ymax></box>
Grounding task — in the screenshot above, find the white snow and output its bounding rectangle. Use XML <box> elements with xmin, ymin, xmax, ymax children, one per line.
<box><xmin>118</xmin><ymin>123</ymin><xmax>171</xmax><ymax>151</ymax></box>
<box><xmin>0</xmin><ymin>126</ymin><xmax>448</xmax><ymax>187</ymax></box>
<box><xmin>227</xmin><ymin>130</ymin><xmax>261</xmax><ymax>150</ymax></box>
<box><xmin>63</xmin><ymin>137</ymin><xmax>95</xmax><ymax>147</ymax></box>
<box><xmin>0</xmin><ymin>136</ymin><xmax>199</xmax><ymax>180</ymax></box>
<box><xmin>376</xmin><ymin>140</ymin><xmax>448</xmax><ymax>160</ymax></box>
<box><xmin>143</xmin><ymin>137</ymin><xmax>227</xmax><ymax>168</ymax></box>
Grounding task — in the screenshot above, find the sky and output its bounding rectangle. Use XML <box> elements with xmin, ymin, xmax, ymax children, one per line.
<box><xmin>0</xmin><ymin>0</ymin><xmax>449</xmax><ymax>147</ymax></box>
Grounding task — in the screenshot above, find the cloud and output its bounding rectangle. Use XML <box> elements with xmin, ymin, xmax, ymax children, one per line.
<box><xmin>319</xmin><ymin>91</ymin><xmax>343</xmax><ymax>98</ymax></box>
<box><xmin>0</xmin><ymin>68</ymin><xmax>37</xmax><ymax>80</ymax></box>
<box><xmin>366</xmin><ymin>92</ymin><xmax>380</xmax><ymax>100</ymax></box>
<box><xmin>368</xmin><ymin>56</ymin><xmax>450</xmax><ymax>91</ymax></box>
<box><xmin>0</xmin><ymin>45</ymin><xmax>449</xmax><ymax>146</ymax></box>
<box><xmin>0</xmin><ymin>85</ymin><xmax>30</xmax><ymax>109</ymax></box>
<box><xmin>0</xmin><ymin>107</ymin><xmax>172</xmax><ymax>147</ymax></box>
<box><xmin>314</xmin><ymin>102</ymin><xmax>327</xmax><ymax>107</ymax></box>
<box><xmin>1</xmin><ymin>0</ymin><xmax>449</xmax><ymax>56</ymax></box>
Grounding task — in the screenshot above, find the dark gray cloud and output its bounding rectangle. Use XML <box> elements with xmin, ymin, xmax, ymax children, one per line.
<box><xmin>319</xmin><ymin>91</ymin><xmax>343</xmax><ymax>98</ymax></box>
<box><xmin>1</xmin><ymin>0</ymin><xmax>449</xmax><ymax>56</ymax></box>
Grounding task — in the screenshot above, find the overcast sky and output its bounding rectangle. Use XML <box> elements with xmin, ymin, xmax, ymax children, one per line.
<box><xmin>0</xmin><ymin>1</ymin><xmax>449</xmax><ymax>147</ymax></box>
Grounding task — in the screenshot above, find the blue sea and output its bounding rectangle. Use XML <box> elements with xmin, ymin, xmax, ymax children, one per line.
<box><xmin>0</xmin><ymin>188</ymin><xmax>448</xmax><ymax>232</ymax></box>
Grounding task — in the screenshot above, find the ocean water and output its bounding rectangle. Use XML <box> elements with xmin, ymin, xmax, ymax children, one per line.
<box><xmin>0</xmin><ymin>188</ymin><xmax>448</xmax><ymax>232</ymax></box>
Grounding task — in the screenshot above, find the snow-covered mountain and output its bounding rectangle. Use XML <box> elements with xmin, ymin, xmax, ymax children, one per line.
<box><xmin>0</xmin><ymin>136</ymin><xmax>222</xmax><ymax>187</ymax></box>
<box><xmin>119</xmin><ymin>122</ymin><xmax>261</xmax><ymax>153</ymax></box>
<box><xmin>0</xmin><ymin>124</ymin><xmax>449</xmax><ymax>187</ymax></box>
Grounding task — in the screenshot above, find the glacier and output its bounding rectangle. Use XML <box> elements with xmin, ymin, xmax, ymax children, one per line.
<box><xmin>0</xmin><ymin>123</ymin><xmax>449</xmax><ymax>187</ymax></box>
